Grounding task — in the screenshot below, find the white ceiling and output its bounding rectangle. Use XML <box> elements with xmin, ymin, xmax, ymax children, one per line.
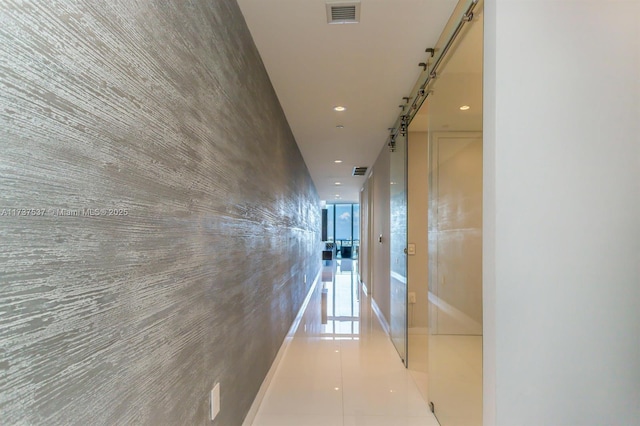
<box><xmin>236</xmin><ymin>0</ymin><xmax>458</xmax><ymax>203</ymax></box>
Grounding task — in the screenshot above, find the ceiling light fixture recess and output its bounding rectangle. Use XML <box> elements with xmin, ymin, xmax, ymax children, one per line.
<box><xmin>334</xmin><ymin>160</ymin><xmax>343</xmax><ymax>163</ymax></box>
<box><xmin>336</xmin><ymin>125</ymin><xmax>344</xmax><ymax>129</ymax></box>
<box><xmin>335</xmin><ymin>182</ymin><xmax>342</xmax><ymax>185</ymax></box>
<box><xmin>460</xmin><ymin>105</ymin><xmax>470</xmax><ymax>110</ymax></box>
<box><xmin>326</xmin><ymin>2</ymin><xmax>361</xmax><ymax>24</ymax></box>
<box><xmin>333</xmin><ymin>106</ymin><xmax>346</xmax><ymax>112</ymax></box>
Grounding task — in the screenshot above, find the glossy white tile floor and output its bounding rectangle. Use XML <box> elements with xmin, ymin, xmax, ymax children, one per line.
<box><xmin>250</xmin><ymin>259</ymin><xmax>440</xmax><ymax>426</ymax></box>
<box><xmin>408</xmin><ymin>327</ymin><xmax>483</xmax><ymax>426</ymax></box>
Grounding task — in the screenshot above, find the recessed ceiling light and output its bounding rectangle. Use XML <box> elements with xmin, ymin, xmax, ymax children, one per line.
<box><xmin>334</xmin><ymin>160</ymin><xmax>343</xmax><ymax>163</ymax></box>
<box><xmin>336</xmin><ymin>125</ymin><xmax>344</xmax><ymax>129</ymax></box>
<box><xmin>333</xmin><ymin>106</ymin><xmax>346</xmax><ymax>112</ymax></box>
<box><xmin>335</xmin><ymin>194</ymin><xmax>340</xmax><ymax>198</ymax></box>
<box><xmin>335</xmin><ymin>182</ymin><xmax>341</xmax><ymax>185</ymax></box>
<box><xmin>459</xmin><ymin>105</ymin><xmax>470</xmax><ymax>111</ymax></box>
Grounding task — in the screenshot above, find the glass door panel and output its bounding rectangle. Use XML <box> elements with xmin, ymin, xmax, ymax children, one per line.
<box><xmin>390</xmin><ymin>128</ymin><xmax>408</xmax><ymax>364</ymax></box>
<box><xmin>428</xmin><ymin>4</ymin><xmax>483</xmax><ymax>425</ymax></box>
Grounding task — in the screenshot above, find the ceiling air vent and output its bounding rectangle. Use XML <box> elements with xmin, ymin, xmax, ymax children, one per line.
<box><xmin>326</xmin><ymin>2</ymin><xmax>360</xmax><ymax>24</ymax></box>
<box><xmin>352</xmin><ymin>166</ymin><xmax>368</xmax><ymax>176</ymax></box>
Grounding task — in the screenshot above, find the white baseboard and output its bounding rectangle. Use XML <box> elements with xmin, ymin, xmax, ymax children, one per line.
<box><xmin>370</xmin><ymin>296</ymin><xmax>390</xmax><ymax>336</ymax></box>
<box><xmin>242</xmin><ymin>270</ymin><xmax>321</xmax><ymax>426</ymax></box>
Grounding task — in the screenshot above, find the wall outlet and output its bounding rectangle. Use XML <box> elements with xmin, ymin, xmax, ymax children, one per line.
<box><xmin>210</xmin><ymin>383</ymin><xmax>220</xmax><ymax>421</ymax></box>
<box><xmin>408</xmin><ymin>292</ymin><xmax>416</xmax><ymax>304</ymax></box>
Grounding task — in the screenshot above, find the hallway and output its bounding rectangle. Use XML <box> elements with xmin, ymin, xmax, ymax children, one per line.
<box><xmin>1</xmin><ymin>1</ymin><xmax>638</xmax><ymax>424</ymax></box>
<box><xmin>248</xmin><ymin>259</ymin><xmax>438</xmax><ymax>426</ymax></box>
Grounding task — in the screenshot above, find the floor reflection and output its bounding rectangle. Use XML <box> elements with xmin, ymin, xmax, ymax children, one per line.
<box><xmin>318</xmin><ymin>259</ymin><xmax>360</xmax><ymax>339</ymax></box>
<box><xmin>250</xmin><ymin>258</ymin><xmax>439</xmax><ymax>426</ymax></box>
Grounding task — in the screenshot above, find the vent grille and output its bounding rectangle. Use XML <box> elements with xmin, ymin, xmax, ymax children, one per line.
<box><xmin>332</xmin><ymin>5</ymin><xmax>355</xmax><ymax>21</ymax></box>
<box><xmin>326</xmin><ymin>2</ymin><xmax>360</xmax><ymax>24</ymax></box>
<box><xmin>352</xmin><ymin>166</ymin><xmax>368</xmax><ymax>176</ymax></box>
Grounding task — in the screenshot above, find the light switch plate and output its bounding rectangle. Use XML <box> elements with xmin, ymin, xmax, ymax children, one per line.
<box><xmin>407</xmin><ymin>243</ymin><xmax>416</xmax><ymax>255</ymax></box>
<box><xmin>210</xmin><ymin>383</ymin><xmax>220</xmax><ymax>421</ymax></box>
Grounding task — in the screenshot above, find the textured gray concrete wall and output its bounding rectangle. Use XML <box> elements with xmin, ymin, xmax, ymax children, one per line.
<box><xmin>0</xmin><ymin>1</ymin><xmax>320</xmax><ymax>424</ymax></box>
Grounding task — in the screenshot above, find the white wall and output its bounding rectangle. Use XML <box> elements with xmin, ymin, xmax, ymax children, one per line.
<box><xmin>484</xmin><ymin>1</ymin><xmax>640</xmax><ymax>425</ymax></box>
<box><xmin>371</xmin><ymin>147</ymin><xmax>392</xmax><ymax>321</ymax></box>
